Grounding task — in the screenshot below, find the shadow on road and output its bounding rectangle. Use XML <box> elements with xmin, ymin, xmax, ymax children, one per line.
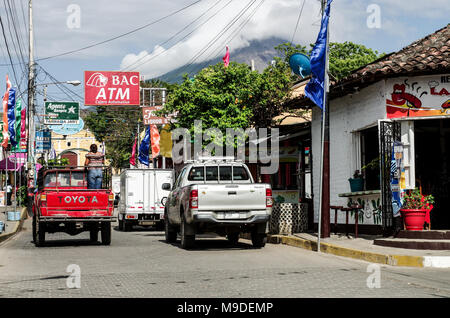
<box><xmin>159</xmin><ymin>237</ymin><xmax>255</xmax><ymax>251</ymax></box>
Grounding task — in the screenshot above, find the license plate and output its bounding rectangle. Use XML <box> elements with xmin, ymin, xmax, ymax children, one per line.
<box><xmin>225</xmin><ymin>213</ymin><xmax>240</xmax><ymax>219</ymax></box>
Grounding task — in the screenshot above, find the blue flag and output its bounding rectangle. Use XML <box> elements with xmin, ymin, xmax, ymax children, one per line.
<box><xmin>138</xmin><ymin>126</ymin><xmax>150</xmax><ymax>166</ymax></box>
<box><xmin>7</xmin><ymin>88</ymin><xmax>16</xmax><ymax>147</ymax></box>
<box><xmin>304</xmin><ymin>0</ymin><xmax>332</xmax><ymax>110</ymax></box>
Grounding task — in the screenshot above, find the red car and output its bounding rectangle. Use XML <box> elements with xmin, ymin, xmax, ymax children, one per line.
<box><xmin>32</xmin><ymin>166</ymin><xmax>115</xmax><ymax>246</ymax></box>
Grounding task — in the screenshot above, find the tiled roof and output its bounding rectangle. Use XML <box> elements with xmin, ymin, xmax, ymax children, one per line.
<box><xmin>288</xmin><ymin>24</ymin><xmax>450</xmax><ymax>107</ymax></box>
<box><xmin>332</xmin><ymin>24</ymin><xmax>450</xmax><ymax>95</ymax></box>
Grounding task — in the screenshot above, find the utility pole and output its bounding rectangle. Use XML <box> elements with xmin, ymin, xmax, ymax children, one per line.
<box><xmin>27</xmin><ymin>0</ymin><xmax>35</xmax><ymax>187</ymax></box>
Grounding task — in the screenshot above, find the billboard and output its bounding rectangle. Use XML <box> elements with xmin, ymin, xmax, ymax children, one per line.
<box><xmin>84</xmin><ymin>71</ymin><xmax>140</xmax><ymax>106</ymax></box>
<box><xmin>44</xmin><ymin>101</ymin><xmax>80</xmax><ymax>124</ymax></box>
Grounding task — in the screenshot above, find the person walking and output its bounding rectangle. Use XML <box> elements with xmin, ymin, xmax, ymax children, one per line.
<box><xmin>84</xmin><ymin>144</ymin><xmax>105</xmax><ymax>189</ymax></box>
<box><xmin>6</xmin><ymin>182</ymin><xmax>12</xmax><ymax>206</ymax></box>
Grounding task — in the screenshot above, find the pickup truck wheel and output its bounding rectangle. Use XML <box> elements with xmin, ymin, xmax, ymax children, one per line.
<box><xmin>180</xmin><ymin>215</ymin><xmax>195</xmax><ymax>250</ymax></box>
<box><xmin>165</xmin><ymin>212</ymin><xmax>177</xmax><ymax>243</ymax></box>
<box><xmin>35</xmin><ymin>220</ymin><xmax>46</xmax><ymax>247</ymax></box>
<box><xmin>32</xmin><ymin>215</ymin><xmax>37</xmax><ymax>244</ymax></box>
<box><xmin>90</xmin><ymin>229</ymin><xmax>99</xmax><ymax>242</ymax></box>
<box><xmin>251</xmin><ymin>233</ymin><xmax>267</xmax><ymax>248</ymax></box>
<box><xmin>101</xmin><ymin>222</ymin><xmax>111</xmax><ymax>245</ymax></box>
<box><xmin>227</xmin><ymin>233</ymin><xmax>240</xmax><ymax>245</ymax></box>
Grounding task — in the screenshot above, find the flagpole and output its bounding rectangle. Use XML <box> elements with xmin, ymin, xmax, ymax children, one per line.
<box><xmin>317</xmin><ymin>0</ymin><xmax>331</xmax><ymax>252</ymax></box>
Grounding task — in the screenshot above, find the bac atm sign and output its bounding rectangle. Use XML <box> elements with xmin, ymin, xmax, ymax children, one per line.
<box><xmin>84</xmin><ymin>71</ymin><xmax>140</xmax><ymax>106</ymax></box>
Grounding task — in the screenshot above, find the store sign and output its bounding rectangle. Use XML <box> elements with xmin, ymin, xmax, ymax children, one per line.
<box><xmin>45</xmin><ymin>101</ymin><xmax>80</xmax><ymax>124</ymax></box>
<box><xmin>50</xmin><ymin>118</ymin><xmax>85</xmax><ymax>135</ymax></box>
<box><xmin>36</xmin><ymin>130</ymin><xmax>51</xmax><ymax>153</ymax></box>
<box><xmin>84</xmin><ymin>71</ymin><xmax>140</xmax><ymax>106</ymax></box>
<box><xmin>143</xmin><ymin>106</ymin><xmax>169</xmax><ymax>125</ymax></box>
<box><xmin>386</xmin><ymin>74</ymin><xmax>450</xmax><ymax>118</ymax></box>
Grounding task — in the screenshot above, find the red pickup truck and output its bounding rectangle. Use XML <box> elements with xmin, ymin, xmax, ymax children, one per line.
<box><xmin>32</xmin><ymin>166</ymin><xmax>115</xmax><ymax>247</ymax></box>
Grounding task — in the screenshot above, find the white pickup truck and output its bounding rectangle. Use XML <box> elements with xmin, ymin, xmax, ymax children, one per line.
<box><xmin>164</xmin><ymin>159</ymin><xmax>273</xmax><ymax>249</ymax></box>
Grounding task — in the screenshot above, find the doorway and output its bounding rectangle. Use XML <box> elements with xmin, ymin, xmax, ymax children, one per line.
<box><xmin>414</xmin><ymin>118</ymin><xmax>450</xmax><ymax>229</ymax></box>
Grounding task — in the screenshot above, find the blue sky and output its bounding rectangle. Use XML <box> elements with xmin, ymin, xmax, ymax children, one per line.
<box><xmin>0</xmin><ymin>0</ymin><xmax>448</xmax><ymax>111</ymax></box>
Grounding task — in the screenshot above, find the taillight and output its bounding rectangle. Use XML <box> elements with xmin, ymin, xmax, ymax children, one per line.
<box><xmin>189</xmin><ymin>189</ymin><xmax>198</xmax><ymax>209</ymax></box>
<box><xmin>40</xmin><ymin>194</ymin><xmax>47</xmax><ymax>201</ymax></box>
<box><xmin>266</xmin><ymin>188</ymin><xmax>273</xmax><ymax>208</ymax></box>
<box><xmin>109</xmin><ymin>193</ymin><xmax>114</xmax><ymax>201</ymax></box>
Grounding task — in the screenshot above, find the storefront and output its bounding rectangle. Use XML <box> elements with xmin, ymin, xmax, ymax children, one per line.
<box><xmin>303</xmin><ymin>25</ymin><xmax>449</xmax><ymax>234</ymax></box>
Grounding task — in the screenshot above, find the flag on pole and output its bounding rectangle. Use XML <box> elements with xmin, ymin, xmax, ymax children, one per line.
<box><xmin>7</xmin><ymin>87</ymin><xmax>17</xmax><ymax>147</ymax></box>
<box><xmin>159</xmin><ymin>124</ymin><xmax>172</xmax><ymax>158</ymax></box>
<box><xmin>2</xmin><ymin>75</ymin><xmax>11</xmax><ymax>148</ymax></box>
<box><xmin>138</xmin><ymin>126</ymin><xmax>150</xmax><ymax>166</ymax></box>
<box><xmin>150</xmin><ymin>124</ymin><xmax>160</xmax><ymax>158</ymax></box>
<box><xmin>13</xmin><ymin>99</ymin><xmax>22</xmax><ymax>152</ymax></box>
<box><xmin>304</xmin><ymin>0</ymin><xmax>332</xmax><ymax>110</ymax></box>
<box><xmin>222</xmin><ymin>46</ymin><xmax>230</xmax><ymax>68</ymax></box>
<box><xmin>129</xmin><ymin>136</ymin><xmax>137</xmax><ymax>166</ymax></box>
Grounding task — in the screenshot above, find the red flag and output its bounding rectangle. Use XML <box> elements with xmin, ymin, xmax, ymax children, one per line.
<box><xmin>2</xmin><ymin>75</ymin><xmax>11</xmax><ymax>148</ymax></box>
<box><xmin>150</xmin><ymin>124</ymin><xmax>160</xmax><ymax>158</ymax></box>
<box><xmin>129</xmin><ymin>136</ymin><xmax>137</xmax><ymax>166</ymax></box>
<box><xmin>222</xmin><ymin>46</ymin><xmax>230</xmax><ymax>68</ymax></box>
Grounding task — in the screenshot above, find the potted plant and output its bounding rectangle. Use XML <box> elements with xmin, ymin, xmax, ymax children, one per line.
<box><xmin>400</xmin><ymin>188</ymin><xmax>434</xmax><ymax>231</ymax></box>
<box><xmin>348</xmin><ymin>170</ymin><xmax>364</xmax><ymax>192</ymax></box>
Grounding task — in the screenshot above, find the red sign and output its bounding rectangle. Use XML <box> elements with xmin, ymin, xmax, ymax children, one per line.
<box><xmin>84</xmin><ymin>71</ymin><xmax>140</xmax><ymax>106</ymax></box>
<box><xmin>143</xmin><ymin>106</ymin><xmax>170</xmax><ymax>125</ymax></box>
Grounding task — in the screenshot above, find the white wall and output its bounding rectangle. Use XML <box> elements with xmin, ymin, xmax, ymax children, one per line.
<box><xmin>312</xmin><ymin>80</ymin><xmax>387</xmax><ymax>225</ymax></box>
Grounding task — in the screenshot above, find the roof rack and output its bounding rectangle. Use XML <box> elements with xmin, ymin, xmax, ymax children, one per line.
<box><xmin>190</xmin><ymin>156</ymin><xmax>243</xmax><ymax>163</ymax></box>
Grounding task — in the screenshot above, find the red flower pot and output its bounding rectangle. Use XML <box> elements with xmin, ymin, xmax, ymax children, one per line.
<box><xmin>400</xmin><ymin>209</ymin><xmax>427</xmax><ymax>231</ymax></box>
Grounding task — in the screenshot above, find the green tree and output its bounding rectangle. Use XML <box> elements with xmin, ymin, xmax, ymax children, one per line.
<box><xmin>160</xmin><ymin>60</ymin><xmax>293</xmax><ymax>146</ymax></box>
<box><xmin>277</xmin><ymin>41</ymin><xmax>384</xmax><ymax>81</ymax></box>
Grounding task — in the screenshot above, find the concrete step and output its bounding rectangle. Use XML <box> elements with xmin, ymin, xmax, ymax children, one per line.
<box><xmin>395</xmin><ymin>230</ymin><xmax>450</xmax><ymax>240</ymax></box>
<box><xmin>374</xmin><ymin>238</ymin><xmax>450</xmax><ymax>250</ymax></box>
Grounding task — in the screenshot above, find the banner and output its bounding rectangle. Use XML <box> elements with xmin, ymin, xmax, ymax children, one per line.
<box><xmin>138</xmin><ymin>126</ymin><xmax>150</xmax><ymax>166</ymax></box>
<box><xmin>150</xmin><ymin>124</ymin><xmax>160</xmax><ymax>158</ymax></box>
<box><xmin>7</xmin><ymin>88</ymin><xmax>16</xmax><ymax>147</ymax></box>
<box><xmin>36</xmin><ymin>130</ymin><xmax>51</xmax><ymax>153</ymax></box>
<box><xmin>391</xmin><ymin>141</ymin><xmax>403</xmax><ymax>217</ymax></box>
<box><xmin>2</xmin><ymin>75</ymin><xmax>11</xmax><ymax>148</ymax></box>
<box><xmin>84</xmin><ymin>71</ymin><xmax>140</xmax><ymax>106</ymax></box>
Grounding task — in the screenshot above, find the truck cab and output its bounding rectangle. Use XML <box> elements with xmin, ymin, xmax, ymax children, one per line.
<box><xmin>32</xmin><ymin>166</ymin><xmax>115</xmax><ymax>246</ymax></box>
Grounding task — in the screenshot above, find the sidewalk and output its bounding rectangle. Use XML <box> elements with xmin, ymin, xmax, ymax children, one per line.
<box><xmin>0</xmin><ymin>205</ymin><xmax>28</xmax><ymax>244</ymax></box>
<box><xmin>267</xmin><ymin>232</ymin><xmax>450</xmax><ymax>268</ymax></box>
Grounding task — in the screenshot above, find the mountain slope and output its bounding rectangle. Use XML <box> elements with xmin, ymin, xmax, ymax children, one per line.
<box><xmin>154</xmin><ymin>37</ymin><xmax>287</xmax><ymax>83</ymax></box>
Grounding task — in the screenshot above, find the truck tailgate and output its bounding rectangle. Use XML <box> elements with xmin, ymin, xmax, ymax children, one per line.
<box><xmin>196</xmin><ymin>184</ymin><xmax>267</xmax><ymax>211</ymax></box>
<box><xmin>43</xmin><ymin>191</ymin><xmax>111</xmax><ymax>216</ymax></box>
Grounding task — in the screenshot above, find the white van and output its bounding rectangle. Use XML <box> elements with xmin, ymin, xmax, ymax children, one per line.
<box><xmin>118</xmin><ymin>169</ymin><xmax>174</xmax><ymax>231</ymax></box>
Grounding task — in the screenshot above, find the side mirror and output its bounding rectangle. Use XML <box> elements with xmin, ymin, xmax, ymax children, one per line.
<box><xmin>162</xmin><ymin>183</ymin><xmax>171</xmax><ymax>191</ymax></box>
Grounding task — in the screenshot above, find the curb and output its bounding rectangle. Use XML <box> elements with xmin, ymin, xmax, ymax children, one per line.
<box><xmin>266</xmin><ymin>234</ymin><xmax>448</xmax><ymax>268</ymax></box>
<box><xmin>0</xmin><ymin>207</ymin><xmax>28</xmax><ymax>245</ymax></box>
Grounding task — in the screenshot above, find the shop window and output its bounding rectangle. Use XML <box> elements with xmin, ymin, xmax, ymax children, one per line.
<box><xmin>360</xmin><ymin>126</ymin><xmax>380</xmax><ymax>190</ymax></box>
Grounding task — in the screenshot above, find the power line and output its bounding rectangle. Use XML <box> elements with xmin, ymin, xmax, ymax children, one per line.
<box><xmin>180</xmin><ymin>0</ymin><xmax>258</xmax><ymax>77</ymax></box>
<box><xmin>33</xmin><ymin>0</ymin><xmax>204</xmax><ymax>63</ymax></box>
<box><xmin>290</xmin><ymin>0</ymin><xmax>306</xmax><ymax>44</ymax></box>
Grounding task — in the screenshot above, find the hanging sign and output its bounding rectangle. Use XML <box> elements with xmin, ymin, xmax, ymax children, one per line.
<box><xmin>386</xmin><ymin>74</ymin><xmax>450</xmax><ymax>118</ymax></box>
<box><xmin>36</xmin><ymin>130</ymin><xmax>51</xmax><ymax>153</ymax></box>
<box><xmin>84</xmin><ymin>71</ymin><xmax>140</xmax><ymax>106</ymax></box>
<box><xmin>50</xmin><ymin>118</ymin><xmax>85</xmax><ymax>135</ymax></box>
<box><xmin>44</xmin><ymin>101</ymin><xmax>80</xmax><ymax>124</ymax></box>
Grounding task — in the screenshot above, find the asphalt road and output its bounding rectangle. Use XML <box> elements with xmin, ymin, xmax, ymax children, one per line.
<box><xmin>0</xmin><ymin>219</ymin><xmax>449</xmax><ymax>298</ymax></box>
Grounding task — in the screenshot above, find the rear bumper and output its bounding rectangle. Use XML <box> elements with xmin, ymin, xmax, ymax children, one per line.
<box><xmin>39</xmin><ymin>216</ymin><xmax>116</xmax><ymax>222</ymax></box>
<box><xmin>192</xmin><ymin>213</ymin><xmax>270</xmax><ymax>224</ymax></box>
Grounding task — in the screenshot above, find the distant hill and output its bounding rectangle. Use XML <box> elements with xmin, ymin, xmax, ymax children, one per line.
<box><xmin>154</xmin><ymin>37</ymin><xmax>288</xmax><ymax>84</ymax></box>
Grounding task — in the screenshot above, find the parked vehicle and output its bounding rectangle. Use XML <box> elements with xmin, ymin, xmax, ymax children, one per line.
<box><xmin>118</xmin><ymin>168</ymin><xmax>174</xmax><ymax>231</ymax></box>
<box><xmin>165</xmin><ymin>158</ymin><xmax>273</xmax><ymax>249</ymax></box>
<box><xmin>32</xmin><ymin>166</ymin><xmax>115</xmax><ymax>247</ymax></box>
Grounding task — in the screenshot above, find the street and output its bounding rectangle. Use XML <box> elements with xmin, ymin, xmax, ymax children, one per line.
<box><xmin>0</xmin><ymin>220</ymin><xmax>450</xmax><ymax>298</ymax></box>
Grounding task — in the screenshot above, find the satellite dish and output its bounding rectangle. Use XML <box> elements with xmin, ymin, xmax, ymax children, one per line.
<box><xmin>289</xmin><ymin>53</ymin><xmax>311</xmax><ymax>79</ymax></box>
